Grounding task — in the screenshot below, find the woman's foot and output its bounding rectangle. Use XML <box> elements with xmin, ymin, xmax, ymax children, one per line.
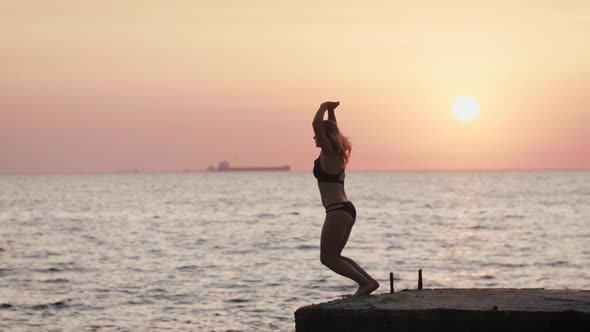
<box><xmin>353</xmin><ymin>280</ymin><xmax>379</xmax><ymax>297</ymax></box>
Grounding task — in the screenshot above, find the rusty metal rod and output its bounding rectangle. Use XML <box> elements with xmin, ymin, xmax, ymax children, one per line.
<box><xmin>418</xmin><ymin>269</ymin><xmax>423</xmax><ymax>290</ymax></box>
<box><xmin>390</xmin><ymin>272</ymin><xmax>394</xmax><ymax>294</ymax></box>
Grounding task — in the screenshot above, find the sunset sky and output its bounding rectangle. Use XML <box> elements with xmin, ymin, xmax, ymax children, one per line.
<box><xmin>2</xmin><ymin>1</ymin><xmax>590</xmax><ymax>173</ymax></box>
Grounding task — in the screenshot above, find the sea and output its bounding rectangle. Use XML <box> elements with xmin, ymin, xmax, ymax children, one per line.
<box><xmin>1</xmin><ymin>171</ymin><xmax>589</xmax><ymax>331</ymax></box>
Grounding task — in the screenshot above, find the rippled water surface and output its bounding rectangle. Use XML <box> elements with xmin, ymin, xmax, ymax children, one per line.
<box><xmin>1</xmin><ymin>171</ymin><xmax>589</xmax><ymax>331</ymax></box>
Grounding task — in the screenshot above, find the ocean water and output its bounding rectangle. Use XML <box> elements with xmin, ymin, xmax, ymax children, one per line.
<box><xmin>1</xmin><ymin>171</ymin><xmax>589</xmax><ymax>331</ymax></box>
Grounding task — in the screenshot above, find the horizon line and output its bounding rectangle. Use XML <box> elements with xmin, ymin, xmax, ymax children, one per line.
<box><xmin>1</xmin><ymin>167</ymin><xmax>590</xmax><ymax>175</ymax></box>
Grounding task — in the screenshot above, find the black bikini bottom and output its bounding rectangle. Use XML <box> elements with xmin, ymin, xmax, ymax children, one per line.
<box><xmin>325</xmin><ymin>201</ymin><xmax>356</xmax><ymax>220</ymax></box>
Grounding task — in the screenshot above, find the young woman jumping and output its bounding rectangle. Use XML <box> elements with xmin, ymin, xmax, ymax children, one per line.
<box><xmin>312</xmin><ymin>101</ymin><xmax>379</xmax><ymax>296</ymax></box>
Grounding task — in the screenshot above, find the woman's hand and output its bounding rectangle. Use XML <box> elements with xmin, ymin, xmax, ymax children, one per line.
<box><xmin>322</xmin><ymin>101</ymin><xmax>340</xmax><ymax>110</ymax></box>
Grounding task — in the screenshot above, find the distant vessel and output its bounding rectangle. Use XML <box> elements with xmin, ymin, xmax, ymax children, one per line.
<box><xmin>208</xmin><ymin>160</ymin><xmax>290</xmax><ymax>172</ymax></box>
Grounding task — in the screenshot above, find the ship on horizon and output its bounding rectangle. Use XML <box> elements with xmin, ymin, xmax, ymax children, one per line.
<box><xmin>207</xmin><ymin>160</ymin><xmax>290</xmax><ymax>172</ymax></box>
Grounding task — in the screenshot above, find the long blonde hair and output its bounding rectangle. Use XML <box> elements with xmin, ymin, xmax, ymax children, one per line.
<box><xmin>323</xmin><ymin>120</ymin><xmax>352</xmax><ymax>167</ymax></box>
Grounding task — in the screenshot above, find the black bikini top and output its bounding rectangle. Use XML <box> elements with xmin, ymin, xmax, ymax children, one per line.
<box><xmin>313</xmin><ymin>157</ymin><xmax>345</xmax><ymax>184</ymax></box>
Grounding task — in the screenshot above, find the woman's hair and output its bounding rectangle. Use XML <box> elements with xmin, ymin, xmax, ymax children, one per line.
<box><xmin>322</xmin><ymin>120</ymin><xmax>352</xmax><ymax>167</ymax></box>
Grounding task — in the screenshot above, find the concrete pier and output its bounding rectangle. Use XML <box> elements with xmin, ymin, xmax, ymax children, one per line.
<box><xmin>295</xmin><ymin>288</ymin><xmax>590</xmax><ymax>332</ymax></box>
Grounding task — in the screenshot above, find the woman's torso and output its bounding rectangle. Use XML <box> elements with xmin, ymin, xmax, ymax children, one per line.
<box><xmin>314</xmin><ymin>151</ymin><xmax>349</xmax><ymax>207</ymax></box>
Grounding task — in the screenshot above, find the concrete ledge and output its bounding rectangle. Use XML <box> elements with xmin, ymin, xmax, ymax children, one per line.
<box><xmin>295</xmin><ymin>288</ymin><xmax>590</xmax><ymax>332</ymax></box>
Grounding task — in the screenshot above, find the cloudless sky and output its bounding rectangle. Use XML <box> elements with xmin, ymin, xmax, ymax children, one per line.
<box><xmin>2</xmin><ymin>1</ymin><xmax>590</xmax><ymax>173</ymax></box>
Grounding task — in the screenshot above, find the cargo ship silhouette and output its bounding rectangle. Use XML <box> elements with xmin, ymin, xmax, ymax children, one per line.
<box><xmin>207</xmin><ymin>160</ymin><xmax>290</xmax><ymax>172</ymax></box>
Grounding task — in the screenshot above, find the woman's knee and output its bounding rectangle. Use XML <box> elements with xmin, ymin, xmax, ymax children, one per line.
<box><xmin>320</xmin><ymin>251</ymin><xmax>338</xmax><ymax>266</ymax></box>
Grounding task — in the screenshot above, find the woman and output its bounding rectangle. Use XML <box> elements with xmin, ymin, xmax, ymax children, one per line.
<box><xmin>312</xmin><ymin>101</ymin><xmax>379</xmax><ymax>296</ymax></box>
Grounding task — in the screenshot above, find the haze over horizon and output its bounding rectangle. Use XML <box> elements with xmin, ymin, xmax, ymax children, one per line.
<box><xmin>2</xmin><ymin>1</ymin><xmax>590</xmax><ymax>173</ymax></box>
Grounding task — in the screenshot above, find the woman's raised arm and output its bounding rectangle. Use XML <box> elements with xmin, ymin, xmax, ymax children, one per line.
<box><xmin>313</xmin><ymin>103</ymin><xmax>330</xmax><ymax>149</ymax></box>
<box><xmin>312</xmin><ymin>101</ymin><xmax>340</xmax><ymax>150</ymax></box>
<box><xmin>327</xmin><ymin>101</ymin><xmax>339</xmax><ymax>123</ymax></box>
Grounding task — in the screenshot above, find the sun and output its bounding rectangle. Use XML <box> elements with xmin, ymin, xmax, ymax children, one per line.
<box><xmin>453</xmin><ymin>96</ymin><xmax>480</xmax><ymax>121</ymax></box>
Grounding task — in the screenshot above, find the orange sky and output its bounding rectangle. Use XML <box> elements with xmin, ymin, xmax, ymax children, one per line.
<box><xmin>1</xmin><ymin>1</ymin><xmax>590</xmax><ymax>173</ymax></box>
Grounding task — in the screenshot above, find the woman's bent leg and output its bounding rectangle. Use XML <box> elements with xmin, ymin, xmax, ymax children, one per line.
<box><xmin>320</xmin><ymin>211</ymin><xmax>375</xmax><ymax>295</ymax></box>
<box><xmin>341</xmin><ymin>256</ymin><xmax>380</xmax><ymax>294</ymax></box>
<box><xmin>339</xmin><ymin>225</ymin><xmax>380</xmax><ymax>292</ymax></box>
<box><xmin>340</xmin><ymin>256</ymin><xmax>378</xmax><ymax>283</ymax></box>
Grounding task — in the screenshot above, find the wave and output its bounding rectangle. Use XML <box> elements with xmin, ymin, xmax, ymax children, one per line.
<box><xmin>31</xmin><ymin>299</ymin><xmax>72</xmax><ymax>310</ymax></box>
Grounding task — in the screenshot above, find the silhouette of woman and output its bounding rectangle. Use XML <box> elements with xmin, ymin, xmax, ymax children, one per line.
<box><xmin>312</xmin><ymin>101</ymin><xmax>379</xmax><ymax>296</ymax></box>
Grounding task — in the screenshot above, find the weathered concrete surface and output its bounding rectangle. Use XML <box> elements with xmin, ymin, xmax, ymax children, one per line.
<box><xmin>295</xmin><ymin>288</ymin><xmax>590</xmax><ymax>332</ymax></box>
